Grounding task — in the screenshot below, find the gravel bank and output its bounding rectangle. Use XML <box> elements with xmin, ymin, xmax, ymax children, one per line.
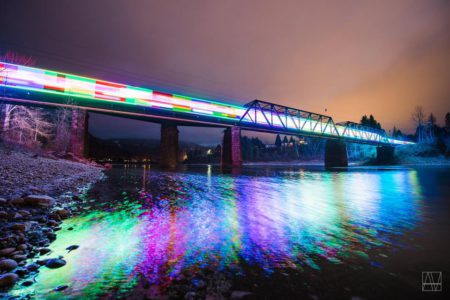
<box><xmin>0</xmin><ymin>145</ymin><xmax>104</xmax><ymax>199</ymax></box>
<box><xmin>0</xmin><ymin>144</ymin><xmax>104</xmax><ymax>293</ymax></box>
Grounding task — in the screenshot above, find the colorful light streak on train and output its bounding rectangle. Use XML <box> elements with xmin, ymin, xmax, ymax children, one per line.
<box><xmin>0</xmin><ymin>62</ymin><xmax>245</xmax><ymax>120</ymax></box>
<box><xmin>0</xmin><ymin>61</ymin><xmax>411</xmax><ymax>145</ymax></box>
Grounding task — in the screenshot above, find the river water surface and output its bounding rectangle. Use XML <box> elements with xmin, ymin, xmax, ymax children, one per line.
<box><xmin>10</xmin><ymin>165</ymin><xmax>450</xmax><ymax>299</ymax></box>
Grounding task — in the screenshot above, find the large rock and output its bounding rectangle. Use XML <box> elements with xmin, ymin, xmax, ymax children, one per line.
<box><xmin>23</xmin><ymin>195</ymin><xmax>56</xmax><ymax>207</ymax></box>
<box><xmin>0</xmin><ymin>259</ymin><xmax>18</xmax><ymax>271</ymax></box>
<box><xmin>0</xmin><ymin>273</ymin><xmax>19</xmax><ymax>289</ymax></box>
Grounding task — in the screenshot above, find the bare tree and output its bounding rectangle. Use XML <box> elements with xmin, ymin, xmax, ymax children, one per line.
<box><xmin>411</xmin><ymin>106</ymin><xmax>426</xmax><ymax>126</ymax></box>
<box><xmin>1</xmin><ymin>51</ymin><xmax>37</xmax><ymax>142</ymax></box>
<box><xmin>1</xmin><ymin>51</ymin><xmax>56</xmax><ymax>147</ymax></box>
<box><xmin>411</xmin><ymin>106</ymin><xmax>436</xmax><ymax>144</ymax></box>
<box><xmin>446</xmin><ymin>112</ymin><xmax>450</xmax><ymax>130</ymax></box>
<box><xmin>52</xmin><ymin>98</ymin><xmax>77</xmax><ymax>153</ymax></box>
<box><xmin>428</xmin><ymin>113</ymin><xmax>436</xmax><ymax>126</ymax></box>
<box><xmin>7</xmin><ymin>106</ymin><xmax>53</xmax><ymax>146</ymax></box>
<box><xmin>412</xmin><ymin>106</ymin><xmax>425</xmax><ymax>143</ymax></box>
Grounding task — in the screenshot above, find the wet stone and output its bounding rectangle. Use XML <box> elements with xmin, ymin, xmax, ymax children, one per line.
<box><xmin>11</xmin><ymin>223</ymin><xmax>27</xmax><ymax>231</ymax></box>
<box><xmin>9</xmin><ymin>198</ymin><xmax>24</xmax><ymax>206</ymax></box>
<box><xmin>16</xmin><ymin>244</ymin><xmax>28</xmax><ymax>251</ymax></box>
<box><xmin>12</xmin><ymin>255</ymin><xmax>27</xmax><ymax>262</ymax></box>
<box><xmin>54</xmin><ymin>285</ymin><xmax>68</xmax><ymax>292</ymax></box>
<box><xmin>49</xmin><ymin>214</ymin><xmax>61</xmax><ymax>221</ymax></box>
<box><xmin>18</xmin><ymin>261</ymin><xmax>27</xmax><ymax>267</ymax></box>
<box><xmin>11</xmin><ymin>250</ymin><xmax>23</xmax><ymax>256</ymax></box>
<box><xmin>36</xmin><ymin>259</ymin><xmax>48</xmax><ymax>266</ymax></box>
<box><xmin>0</xmin><ymin>248</ymin><xmax>16</xmax><ymax>256</ymax></box>
<box><xmin>47</xmin><ymin>220</ymin><xmax>59</xmax><ymax>227</ymax></box>
<box><xmin>26</xmin><ymin>263</ymin><xmax>40</xmax><ymax>272</ymax></box>
<box><xmin>14</xmin><ymin>268</ymin><xmax>29</xmax><ymax>277</ymax></box>
<box><xmin>0</xmin><ymin>259</ymin><xmax>18</xmax><ymax>271</ymax></box>
<box><xmin>21</xmin><ymin>280</ymin><xmax>34</xmax><ymax>287</ymax></box>
<box><xmin>17</xmin><ymin>210</ymin><xmax>31</xmax><ymax>217</ymax></box>
<box><xmin>0</xmin><ymin>273</ymin><xmax>19</xmax><ymax>289</ymax></box>
<box><xmin>0</xmin><ymin>211</ymin><xmax>7</xmax><ymax>219</ymax></box>
<box><xmin>55</xmin><ymin>209</ymin><xmax>70</xmax><ymax>219</ymax></box>
<box><xmin>45</xmin><ymin>258</ymin><xmax>66</xmax><ymax>269</ymax></box>
<box><xmin>47</xmin><ymin>232</ymin><xmax>57</xmax><ymax>241</ymax></box>
<box><xmin>66</xmin><ymin>245</ymin><xmax>79</xmax><ymax>252</ymax></box>
<box><xmin>23</xmin><ymin>195</ymin><xmax>56</xmax><ymax>207</ymax></box>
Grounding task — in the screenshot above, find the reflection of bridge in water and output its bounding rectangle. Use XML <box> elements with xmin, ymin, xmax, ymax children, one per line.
<box><xmin>0</xmin><ymin>61</ymin><xmax>412</xmax><ymax>168</ymax></box>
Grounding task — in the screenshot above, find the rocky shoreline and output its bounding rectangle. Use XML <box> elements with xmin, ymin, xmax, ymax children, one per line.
<box><xmin>0</xmin><ymin>144</ymin><xmax>104</xmax><ymax>294</ymax></box>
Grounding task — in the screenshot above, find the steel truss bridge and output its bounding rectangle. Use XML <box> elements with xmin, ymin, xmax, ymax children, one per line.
<box><xmin>0</xmin><ymin>61</ymin><xmax>411</xmax><ymax>146</ymax></box>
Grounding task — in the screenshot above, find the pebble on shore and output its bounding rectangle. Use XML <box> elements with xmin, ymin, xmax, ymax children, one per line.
<box><xmin>45</xmin><ymin>258</ymin><xmax>67</xmax><ymax>269</ymax></box>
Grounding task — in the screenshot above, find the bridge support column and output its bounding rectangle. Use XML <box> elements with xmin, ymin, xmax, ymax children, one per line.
<box><xmin>70</xmin><ymin>109</ymin><xmax>89</xmax><ymax>158</ymax></box>
<box><xmin>376</xmin><ymin>146</ymin><xmax>395</xmax><ymax>164</ymax></box>
<box><xmin>325</xmin><ymin>139</ymin><xmax>348</xmax><ymax>168</ymax></box>
<box><xmin>221</xmin><ymin>126</ymin><xmax>242</xmax><ymax>168</ymax></box>
<box><xmin>159</xmin><ymin>123</ymin><xmax>179</xmax><ymax>169</ymax></box>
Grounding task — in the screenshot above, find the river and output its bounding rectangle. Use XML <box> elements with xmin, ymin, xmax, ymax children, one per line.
<box><xmin>9</xmin><ymin>165</ymin><xmax>450</xmax><ymax>299</ymax></box>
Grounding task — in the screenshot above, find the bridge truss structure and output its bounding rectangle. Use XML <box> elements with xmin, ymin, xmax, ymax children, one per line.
<box><xmin>237</xmin><ymin>100</ymin><xmax>409</xmax><ymax>146</ymax></box>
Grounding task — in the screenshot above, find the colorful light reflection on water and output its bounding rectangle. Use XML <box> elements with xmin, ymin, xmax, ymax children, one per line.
<box><xmin>10</xmin><ymin>166</ymin><xmax>424</xmax><ymax>299</ymax></box>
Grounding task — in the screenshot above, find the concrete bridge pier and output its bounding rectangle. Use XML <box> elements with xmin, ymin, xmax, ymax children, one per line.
<box><xmin>325</xmin><ymin>139</ymin><xmax>348</xmax><ymax>168</ymax></box>
<box><xmin>70</xmin><ymin>109</ymin><xmax>89</xmax><ymax>157</ymax></box>
<box><xmin>159</xmin><ymin>123</ymin><xmax>179</xmax><ymax>169</ymax></box>
<box><xmin>376</xmin><ymin>146</ymin><xmax>395</xmax><ymax>164</ymax></box>
<box><xmin>221</xmin><ymin>126</ymin><xmax>242</xmax><ymax>168</ymax></box>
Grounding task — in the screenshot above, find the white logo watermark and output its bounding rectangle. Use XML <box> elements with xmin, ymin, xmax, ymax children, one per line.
<box><xmin>422</xmin><ymin>271</ymin><xmax>442</xmax><ymax>292</ymax></box>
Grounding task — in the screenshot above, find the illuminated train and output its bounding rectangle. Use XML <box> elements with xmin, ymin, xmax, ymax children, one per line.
<box><xmin>0</xmin><ymin>62</ymin><xmax>411</xmax><ymax>145</ymax></box>
<box><xmin>0</xmin><ymin>62</ymin><xmax>245</xmax><ymax>120</ymax></box>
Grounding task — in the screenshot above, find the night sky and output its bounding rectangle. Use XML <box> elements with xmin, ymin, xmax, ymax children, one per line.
<box><xmin>1</xmin><ymin>0</ymin><xmax>449</xmax><ymax>145</ymax></box>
